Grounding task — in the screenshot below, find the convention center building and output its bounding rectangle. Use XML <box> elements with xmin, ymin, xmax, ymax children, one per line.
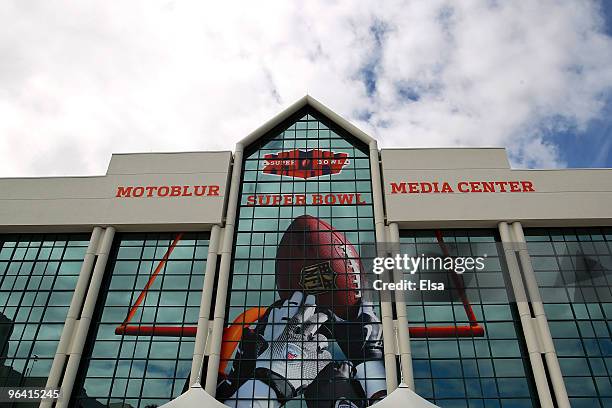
<box><xmin>0</xmin><ymin>96</ymin><xmax>611</xmax><ymax>408</ymax></box>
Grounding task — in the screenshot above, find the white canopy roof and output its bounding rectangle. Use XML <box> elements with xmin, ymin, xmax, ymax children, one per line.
<box><xmin>160</xmin><ymin>383</ymin><xmax>439</xmax><ymax>408</ymax></box>
<box><xmin>159</xmin><ymin>383</ymin><xmax>228</xmax><ymax>408</ymax></box>
<box><xmin>371</xmin><ymin>383</ymin><xmax>440</xmax><ymax>407</ymax></box>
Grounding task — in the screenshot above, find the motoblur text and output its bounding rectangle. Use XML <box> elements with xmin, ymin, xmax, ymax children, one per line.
<box><xmin>371</xmin><ymin>254</ymin><xmax>487</xmax><ymax>292</ymax></box>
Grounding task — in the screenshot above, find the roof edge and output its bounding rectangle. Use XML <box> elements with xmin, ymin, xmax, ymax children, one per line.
<box><xmin>237</xmin><ymin>95</ymin><xmax>375</xmax><ymax>149</ymax></box>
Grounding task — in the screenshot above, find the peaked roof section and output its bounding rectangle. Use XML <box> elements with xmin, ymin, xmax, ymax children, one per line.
<box><xmin>371</xmin><ymin>383</ymin><xmax>440</xmax><ymax>407</ymax></box>
<box><xmin>237</xmin><ymin>95</ymin><xmax>376</xmax><ymax>149</ymax></box>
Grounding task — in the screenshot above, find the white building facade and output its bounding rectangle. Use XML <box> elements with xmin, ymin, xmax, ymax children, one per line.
<box><xmin>0</xmin><ymin>97</ymin><xmax>611</xmax><ymax>408</ymax></box>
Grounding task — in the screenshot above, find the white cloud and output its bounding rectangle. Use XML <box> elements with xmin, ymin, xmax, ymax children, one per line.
<box><xmin>0</xmin><ymin>0</ymin><xmax>611</xmax><ymax>176</ymax></box>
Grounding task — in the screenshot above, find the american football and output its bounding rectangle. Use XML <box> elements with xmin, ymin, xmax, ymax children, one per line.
<box><xmin>275</xmin><ymin>215</ymin><xmax>363</xmax><ymax>319</ymax></box>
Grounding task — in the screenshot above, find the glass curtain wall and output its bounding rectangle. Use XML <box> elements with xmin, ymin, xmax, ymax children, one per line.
<box><xmin>525</xmin><ymin>227</ymin><xmax>612</xmax><ymax>407</ymax></box>
<box><xmin>218</xmin><ymin>108</ymin><xmax>385</xmax><ymax>408</ymax></box>
<box><xmin>0</xmin><ymin>233</ymin><xmax>89</xmax><ymax>408</ymax></box>
<box><xmin>73</xmin><ymin>232</ymin><xmax>209</xmax><ymax>408</ymax></box>
<box><xmin>399</xmin><ymin>230</ymin><xmax>538</xmax><ymax>407</ymax></box>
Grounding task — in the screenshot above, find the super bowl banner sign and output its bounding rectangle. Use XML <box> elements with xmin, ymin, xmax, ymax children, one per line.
<box><xmin>263</xmin><ymin>149</ymin><xmax>349</xmax><ymax>179</ymax></box>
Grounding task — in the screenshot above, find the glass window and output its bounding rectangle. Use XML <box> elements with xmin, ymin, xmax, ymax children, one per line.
<box><xmin>400</xmin><ymin>230</ymin><xmax>539</xmax><ymax>407</ymax></box>
<box><xmin>525</xmin><ymin>227</ymin><xmax>612</xmax><ymax>407</ymax></box>
<box><xmin>0</xmin><ymin>233</ymin><xmax>88</xmax><ymax>405</ymax></box>
<box><xmin>73</xmin><ymin>232</ymin><xmax>209</xmax><ymax>408</ymax></box>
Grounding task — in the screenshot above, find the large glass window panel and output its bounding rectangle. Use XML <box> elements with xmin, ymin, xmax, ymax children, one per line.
<box><xmin>73</xmin><ymin>232</ymin><xmax>209</xmax><ymax>408</ymax></box>
<box><xmin>400</xmin><ymin>230</ymin><xmax>539</xmax><ymax>407</ymax></box>
<box><xmin>0</xmin><ymin>233</ymin><xmax>88</xmax><ymax>408</ymax></box>
<box><xmin>525</xmin><ymin>227</ymin><xmax>612</xmax><ymax>407</ymax></box>
<box><xmin>219</xmin><ymin>108</ymin><xmax>385</xmax><ymax>407</ymax></box>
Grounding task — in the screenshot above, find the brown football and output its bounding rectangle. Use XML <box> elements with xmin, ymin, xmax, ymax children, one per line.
<box><xmin>275</xmin><ymin>215</ymin><xmax>363</xmax><ymax>319</ymax></box>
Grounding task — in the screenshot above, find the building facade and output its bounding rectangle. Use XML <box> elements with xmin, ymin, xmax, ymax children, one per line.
<box><xmin>0</xmin><ymin>96</ymin><xmax>611</xmax><ymax>408</ymax></box>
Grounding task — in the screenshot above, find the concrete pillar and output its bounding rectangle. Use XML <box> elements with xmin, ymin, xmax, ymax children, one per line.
<box><xmin>387</xmin><ymin>223</ymin><xmax>414</xmax><ymax>389</ymax></box>
<box><xmin>205</xmin><ymin>145</ymin><xmax>243</xmax><ymax>396</ymax></box>
<box><xmin>498</xmin><ymin>222</ymin><xmax>553</xmax><ymax>408</ymax></box>
<box><xmin>511</xmin><ymin>222</ymin><xmax>571</xmax><ymax>408</ymax></box>
<box><xmin>55</xmin><ymin>226</ymin><xmax>116</xmax><ymax>408</ymax></box>
<box><xmin>369</xmin><ymin>140</ymin><xmax>399</xmax><ymax>392</ymax></box>
<box><xmin>41</xmin><ymin>227</ymin><xmax>102</xmax><ymax>408</ymax></box>
<box><xmin>190</xmin><ymin>224</ymin><xmax>222</xmax><ymax>385</ymax></box>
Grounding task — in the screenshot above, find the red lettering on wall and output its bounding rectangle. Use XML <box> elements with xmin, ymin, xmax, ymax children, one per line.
<box><xmin>521</xmin><ymin>181</ymin><xmax>535</xmax><ymax>192</ymax></box>
<box><xmin>115</xmin><ymin>185</ymin><xmax>222</xmax><ymax>198</ymax></box>
<box><xmin>170</xmin><ymin>186</ymin><xmax>182</xmax><ymax>196</ymax></box>
<box><xmin>324</xmin><ymin>194</ymin><xmax>336</xmax><ymax>205</ymax></box>
<box><xmin>337</xmin><ymin>194</ymin><xmax>354</xmax><ymax>204</ymax></box>
<box><xmin>194</xmin><ymin>186</ymin><xmax>207</xmax><ymax>196</ymax></box>
<box><xmin>441</xmin><ymin>182</ymin><xmax>454</xmax><ymax>193</ymax></box>
<box><xmin>132</xmin><ymin>187</ymin><xmax>144</xmax><ymax>197</ymax></box>
<box><xmin>457</xmin><ymin>182</ymin><xmax>469</xmax><ymax>193</ymax></box>
<box><xmin>390</xmin><ymin>182</ymin><xmax>406</xmax><ymax>194</ymax></box>
<box><xmin>146</xmin><ymin>186</ymin><xmax>157</xmax><ymax>197</ymax></box>
<box><xmin>420</xmin><ymin>183</ymin><xmax>432</xmax><ymax>193</ymax></box>
<box><xmin>481</xmin><ymin>182</ymin><xmax>495</xmax><ymax>193</ymax></box>
<box><xmin>158</xmin><ymin>186</ymin><xmax>170</xmax><ymax>197</ymax></box>
<box><xmin>389</xmin><ymin>180</ymin><xmax>535</xmax><ymax>194</ymax></box>
<box><xmin>116</xmin><ymin>186</ymin><xmax>133</xmax><ymax>197</ymax></box>
<box><xmin>494</xmin><ymin>181</ymin><xmax>508</xmax><ymax>192</ymax></box>
<box><xmin>243</xmin><ymin>194</ymin><xmax>369</xmax><ymax>206</ymax></box>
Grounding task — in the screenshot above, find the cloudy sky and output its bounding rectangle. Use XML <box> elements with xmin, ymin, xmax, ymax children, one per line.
<box><xmin>1</xmin><ymin>1</ymin><xmax>611</xmax><ymax>177</ymax></box>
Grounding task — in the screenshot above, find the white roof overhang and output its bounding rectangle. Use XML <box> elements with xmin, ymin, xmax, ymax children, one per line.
<box><xmin>236</xmin><ymin>95</ymin><xmax>376</xmax><ymax>150</ymax></box>
<box><xmin>159</xmin><ymin>383</ymin><xmax>440</xmax><ymax>408</ymax></box>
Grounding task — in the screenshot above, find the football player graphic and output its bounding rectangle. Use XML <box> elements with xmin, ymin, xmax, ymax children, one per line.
<box><xmin>219</xmin><ymin>215</ymin><xmax>387</xmax><ymax>407</ymax></box>
<box><xmin>222</xmin><ymin>291</ymin><xmax>386</xmax><ymax>408</ymax></box>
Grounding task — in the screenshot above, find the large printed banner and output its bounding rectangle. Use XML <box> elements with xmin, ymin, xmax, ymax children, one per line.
<box><xmin>218</xmin><ymin>113</ymin><xmax>386</xmax><ymax>408</ymax></box>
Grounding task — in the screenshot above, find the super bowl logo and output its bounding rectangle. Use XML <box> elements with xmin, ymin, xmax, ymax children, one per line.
<box><xmin>262</xmin><ymin>149</ymin><xmax>349</xmax><ymax>179</ymax></box>
<box><xmin>300</xmin><ymin>262</ymin><xmax>336</xmax><ymax>294</ymax></box>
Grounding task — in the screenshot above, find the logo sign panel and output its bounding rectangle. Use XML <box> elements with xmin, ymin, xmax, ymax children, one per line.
<box><xmin>300</xmin><ymin>261</ymin><xmax>337</xmax><ymax>294</ymax></box>
<box><xmin>263</xmin><ymin>149</ymin><xmax>349</xmax><ymax>179</ymax></box>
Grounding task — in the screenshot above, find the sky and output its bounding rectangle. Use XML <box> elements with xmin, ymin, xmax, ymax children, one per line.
<box><xmin>1</xmin><ymin>0</ymin><xmax>611</xmax><ymax>177</ymax></box>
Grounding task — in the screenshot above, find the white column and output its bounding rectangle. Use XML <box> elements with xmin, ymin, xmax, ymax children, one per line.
<box><xmin>369</xmin><ymin>140</ymin><xmax>399</xmax><ymax>392</ymax></box>
<box><xmin>190</xmin><ymin>224</ymin><xmax>222</xmax><ymax>385</ymax></box>
<box><xmin>205</xmin><ymin>145</ymin><xmax>243</xmax><ymax>396</ymax></box>
<box><xmin>387</xmin><ymin>223</ymin><xmax>414</xmax><ymax>389</ymax></box>
<box><xmin>55</xmin><ymin>226</ymin><xmax>116</xmax><ymax>408</ymax></box>
<box><xmin>498</xmin><ymin>222</ymin><xmax>554</xmax><ymax>408</ymax></box>
<box><xmin>511</xmin><ymin>222</ymin><xmax>571</xmax><ymax>408</ymax></box>
<box><xmin>41</xmin><ymin>227</ymin><xmax>102</xmax><ymax>408</ymax></box>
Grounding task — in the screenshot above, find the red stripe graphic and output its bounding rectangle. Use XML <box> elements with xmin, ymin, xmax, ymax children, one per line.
<box><xmin>116</xmin><ymin>230</ymin><xmax>484</xmax><ymax>343</ymax></box>
<box><xmin>408</xmin><ymin>230</ymin><xmax>484</xmax><ymax>338</ymax></box>
<box><xmin>115</xmin><ymin>233</ymin><xmax>184</xmax><ymax>336</ymax></box>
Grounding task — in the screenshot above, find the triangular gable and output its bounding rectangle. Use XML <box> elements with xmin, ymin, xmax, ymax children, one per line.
<box><xmin>237</xmin><ymin>95</ymin><xmax>375</xmax><ymax>151</ymax></box>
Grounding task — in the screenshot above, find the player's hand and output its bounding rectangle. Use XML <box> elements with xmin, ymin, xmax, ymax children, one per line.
<box><xmin>254</xmin><ymin>291</ymin><xmax>332</xmax><ymax>401</ymax></box>
<box><xmin>331</xmin><ymin>300</ymin><xmax>384</xmax><ymax>362</ymax></box>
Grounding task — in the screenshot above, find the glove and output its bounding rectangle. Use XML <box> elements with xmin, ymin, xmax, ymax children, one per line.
<box><xmin>253</xmin><ymin>291</ymin><xmax>332</xmax><ymax>402</ymax></box>
<box><xmin>304</xmin><ymin>361</ymin><xmax>366</xmax><ymax>408</ymax></box>
<box><xmin>330</xmin><ymin>300</ymin><xmax>387</xmax><ymax>404</ymax></box>
<box><xmin>332</xmin><ymin>300</ymin><xmax>383</xmax><ymax>362</ymax></box>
